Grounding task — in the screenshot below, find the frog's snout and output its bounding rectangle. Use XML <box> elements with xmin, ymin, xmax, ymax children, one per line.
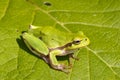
<box><xmin>83</xmin><ymin>38</ymin><xmax>90</xmax><ymax>45</ymax></box>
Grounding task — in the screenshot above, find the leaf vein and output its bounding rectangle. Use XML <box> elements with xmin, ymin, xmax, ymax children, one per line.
<box><xmin>0</xmin><ymin>0</ymin><xmax>10</xmax><ymax>21</ymax></box>
<box><xmin>86</xmin><ymin>47</ymin><xmax>120</xmax><ymax>78</ymax></box>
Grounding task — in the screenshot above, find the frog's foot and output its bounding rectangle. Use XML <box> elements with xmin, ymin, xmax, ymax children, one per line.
<box><xmin>51</xmin><ymin>64</ymin><xmax>70</xmax><ymax>73</ymax></box>
<box><xmin>68</xmin><ymin>63</ymin><xmax>73</xmax><ymax>68</ymax></box>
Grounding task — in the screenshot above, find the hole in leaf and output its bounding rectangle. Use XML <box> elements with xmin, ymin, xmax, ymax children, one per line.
<box><xmin>44</xmin><ymin>1</ymin><xmax>52</xmax><ymax>6</ymax></box>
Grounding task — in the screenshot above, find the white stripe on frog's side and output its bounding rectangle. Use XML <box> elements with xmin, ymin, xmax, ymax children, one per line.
<box><xmin>55</xmin><ymin>49</ymin><xmax>78</xmax><ymax>56</ymax></box>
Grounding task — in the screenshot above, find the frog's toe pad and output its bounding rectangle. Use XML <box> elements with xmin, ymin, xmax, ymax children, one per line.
<box><xmin>57</xmin><ymin>64</ymin><xmax>65</xmax><ymax>70</ymax></box>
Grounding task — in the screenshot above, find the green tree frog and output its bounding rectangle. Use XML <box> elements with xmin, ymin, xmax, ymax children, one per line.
<box><xmin>22</xmin><ymin>25</ymin><xmax>90</xmax><ymax>73</ymax></box>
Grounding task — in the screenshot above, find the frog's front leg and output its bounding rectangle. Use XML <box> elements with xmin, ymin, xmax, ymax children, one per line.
<box><xmin>49</xmin><ymin>50</ymin><xmax>69</xmax><ymax>73</ymax></box>
<box><xmin>69</xmin><ymin>53</ymin><xmax>79</xmax><ymax>60</ymax></box>
<box><xmin>68</xmin><ymin>53</ymin><xmax>79</xmax><ymax>67</ymax></box>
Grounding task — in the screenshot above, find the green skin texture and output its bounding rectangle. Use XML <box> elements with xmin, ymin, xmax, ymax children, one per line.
<box><xmin>22</xmin><ymin>25</ymin><xmax>90</xmax><ymax>72</ymax></box>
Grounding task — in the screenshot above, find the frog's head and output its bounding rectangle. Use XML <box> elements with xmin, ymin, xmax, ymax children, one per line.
<box><xmin>67</xmin><ymin>31</ymin><xmax>90</xmax><ymax>50</ymax></box>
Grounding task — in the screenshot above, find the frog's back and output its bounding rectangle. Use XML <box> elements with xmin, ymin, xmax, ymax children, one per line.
<box><xmin>39</xmin><ymin>26</ymin><xmax>73</xmax><ymax>48</ymax></box>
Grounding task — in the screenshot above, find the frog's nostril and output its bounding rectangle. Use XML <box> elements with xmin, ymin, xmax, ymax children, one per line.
<box><xmin>85</xmin><ymin>38</ymin><xmax>87</xmax><ymax>41</ymax></box>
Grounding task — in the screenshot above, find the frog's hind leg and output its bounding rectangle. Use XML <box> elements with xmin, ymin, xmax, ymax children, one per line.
<box><xmin>49</xmin><ymin>50</ymin><xmax>69</xmax><ymax>73</ymax></box>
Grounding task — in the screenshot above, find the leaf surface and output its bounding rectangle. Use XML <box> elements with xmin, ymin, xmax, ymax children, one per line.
<box><xmin>0</xmin><ymin>0</ymin><xmax>120</xmax><ymax>80</ymax></box>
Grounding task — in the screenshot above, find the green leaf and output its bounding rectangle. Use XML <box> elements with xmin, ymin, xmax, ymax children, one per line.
<box><xmin>0</xmin><ymin>0</ymin><xmax>120</xmax><ymax>80</ymax></box>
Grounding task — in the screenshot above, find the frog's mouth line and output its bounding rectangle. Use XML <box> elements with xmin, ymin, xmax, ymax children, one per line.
<box><xmin>49</xmin><ymin>39</ymin><xmax>88</xmax><ymax>52</ymax></box>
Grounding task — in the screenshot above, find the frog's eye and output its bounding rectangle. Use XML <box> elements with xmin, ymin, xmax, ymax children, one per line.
<box><xmin>73</xmin><ymin>40</ymin><xmax>81</xmax><ymax>45</ymax></box>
